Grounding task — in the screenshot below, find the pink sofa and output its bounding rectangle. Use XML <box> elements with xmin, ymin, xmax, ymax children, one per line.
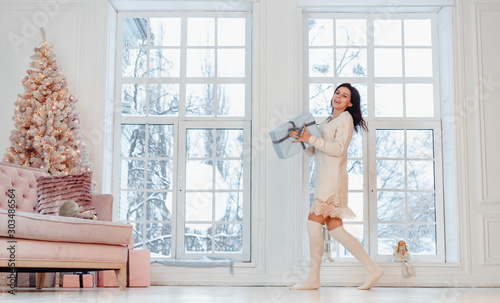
<box><xmin>0</xmin><ymin>162</ymin><xmax>132</xmax><ymax>291</ymax></box>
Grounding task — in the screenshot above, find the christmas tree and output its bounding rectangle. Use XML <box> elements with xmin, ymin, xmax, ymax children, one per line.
<box><xmin>4</xmin><ymin>28</ymin><xmax>94</xmax><ymax>183</ymax></box>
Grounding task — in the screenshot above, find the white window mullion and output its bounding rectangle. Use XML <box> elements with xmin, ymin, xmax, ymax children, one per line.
<box><xmin>364</xmin><ymin>17</ymin><xmax>374</xmax><ymax>256</ymax></box>
<box><xmin>245</xmin><ymin>11</ymin><xmax>253</xmax><ymax>122</ymax></box>
<box><xmin>143</xmin><ymin>124</ymin><xmax>149</xmax><ymax>250</ymax></box>
<box><xmin>169</xmin><ymin>120</ymin><xmax>179</xmax><ymax>259</ymax></box>
<box><xmin>360</xmin><ymin>125</ymin><xmax>371</xmax><ymax>257</ymax></box>
<box><xmin>113</xmin><ymin>13</ymin><xmax>126</xmax><ymax>224</ymax></box>
<box><xmin>368</xmin><ymin>124</ymin><xmax>379</xmax><ymax>260</ymax></box>
<box><xmin>401</xmin><ymin>17</ymin><xmax>407</xmax><ymax>119</ymax></box>
<box><xmin>211</xmin><ymin>127</ymin><xmax>217</xmax><ymax>253</ymax></box>
<box><xmin>179</xmin><ymin>15</ymin><xmax>188</xmax><ymax>120</ymax></box>
<box><xmin>214</xmin><ymin>17</ymin><xmax>219</xmax><ymax>118</ymax></box>
<box><xmin>431</xmin><ymin>14</ymin><xmax>442</xmax><ymax>121</ymax></box>
<box><xmin>176</xmin><ymin>14</ymin><xmax>187</xmax><ymax>260</ymax></box>
<box><xmin>176</xmin><ymin>121</ymin><xmax>187</xmax><ymax>259</ymax></box>
<box><xmin>366</xmin><ymin>17</ymin><xmax>375</xmax><ymax>122</ymax></box>
<box><xmin>242</xmin><ymin>121</ymin><xmax>252</xmax><ymax>260</ymax></box>
<box><xmin>146</xmin><ymin>17</ymin><xmax>151</xmax><ymax>117</ymax></box>
<box><xmin>333</xmin><ymin>19</ymin><xmax>337</xmax><ymax>78</ymax></box>
<box><xmin>404</xmin><ymin>129</ymin><xmax>409</xmax><ymax>247</ymax></box>
<box><xmin>433</xmin><ymin>126</ymin><xmax>446</xmax><ymax>262</ymax></box>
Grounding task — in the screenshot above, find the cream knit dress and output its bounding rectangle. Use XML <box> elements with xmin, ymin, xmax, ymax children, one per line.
<box><xmin>305</xmin><ymin>111</ymin><xmax>356</xmax><ymax>220</ymax></box>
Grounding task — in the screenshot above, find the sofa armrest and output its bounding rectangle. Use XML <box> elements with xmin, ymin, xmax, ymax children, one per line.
<box><xmin>92</xmin><ymin>194</ymin><xmax>113</xmax><ymax>222</ymax></box>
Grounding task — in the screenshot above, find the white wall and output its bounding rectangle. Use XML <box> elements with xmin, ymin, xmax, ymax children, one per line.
<box><xmin>1</xmin><ymin>0</ymin><xmax>500</xmax><ymax>287</ymax></box>
<box><xmin>0</xmin><ymin>0</ymin><xmax>109</xmax><ymax>191</ymax></box>
<box><xmin>460</xmin><ymin>0</ymin><xmax>500</xmax><ymax>280</ymax></box>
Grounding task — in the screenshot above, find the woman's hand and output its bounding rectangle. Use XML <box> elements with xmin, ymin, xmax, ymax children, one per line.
<box><xmin>289</xmin><ymin>124</ymin><xmax>312</xmax><ymax>143</ymax></box>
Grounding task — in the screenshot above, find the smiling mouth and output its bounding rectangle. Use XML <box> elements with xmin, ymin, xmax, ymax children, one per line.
<box><xmin>334</xmin><ymin>100</ymin><xmax>341</xmax><ymax>104</ymax></box>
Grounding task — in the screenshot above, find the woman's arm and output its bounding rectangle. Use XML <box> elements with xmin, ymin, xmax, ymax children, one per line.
<box><xmin>308</xmin><ymin>117</ymin><xmax>353</xmax><ymax>157</ymax></box>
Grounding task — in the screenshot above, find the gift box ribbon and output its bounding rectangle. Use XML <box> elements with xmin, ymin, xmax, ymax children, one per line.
<box><xmin>78</xmin><ymin>272</ymin><xmax>90</xmax><ymax>288</ymax></box>
<box><xmin>271</xmin><ymin>120</ymin><xmax>316</xmax><ymax>149</ymax></box>
<box><xmin>79</xmin><ymin>273</ymin><xmax>84</xmax><ymax>288</ymax></box>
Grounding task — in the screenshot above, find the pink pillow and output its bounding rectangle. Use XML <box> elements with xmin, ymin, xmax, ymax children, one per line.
<box><xmin>36</xmin><ymin>172</ymin><xmax>96</xmax><ymax>217</ymax></box>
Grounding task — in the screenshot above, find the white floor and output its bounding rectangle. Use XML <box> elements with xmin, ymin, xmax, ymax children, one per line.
<box><xmin>2</xmin><ymin>286</ymin><xmax>500</xmax><ymax>303</ymax></box>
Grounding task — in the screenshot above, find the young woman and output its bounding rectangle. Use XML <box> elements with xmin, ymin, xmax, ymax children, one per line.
<box><xmin>288</xmin><ymin>83</ymin><xmax>383</xmax><ymax>290</ymax></box>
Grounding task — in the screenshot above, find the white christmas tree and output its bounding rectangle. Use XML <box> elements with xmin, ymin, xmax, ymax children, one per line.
<box><xmin>4</xmin><ymin>28</ymin><xmax>94</xmax><ymax>182</ymax></box>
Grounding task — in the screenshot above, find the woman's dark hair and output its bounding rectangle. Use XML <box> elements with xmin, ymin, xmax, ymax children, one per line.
<box><xmin>332</xmin><ymin>83</ymin><xmax>368</xmax><ymax>133</ymax></box>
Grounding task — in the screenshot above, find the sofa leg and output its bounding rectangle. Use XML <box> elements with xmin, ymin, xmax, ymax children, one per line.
<box><xmin>36</xmin><ymin>273</ymin><xmax>45</xmax><ymax>289</ymax></box>
<box><xmin>115</xmin><ymin>265</ymin><xmax>127</xmax><ymax>291</ymax></box>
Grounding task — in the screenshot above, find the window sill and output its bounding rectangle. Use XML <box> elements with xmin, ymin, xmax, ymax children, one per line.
<box><xmin>151</xmin><ymin>259</ymin><xmax>257</xmax><ymax>268</ymax></box>
<box><xmin>295</xmin><ymin>259</ymin><xmax>463</xmax><ymax>268</ymax></box>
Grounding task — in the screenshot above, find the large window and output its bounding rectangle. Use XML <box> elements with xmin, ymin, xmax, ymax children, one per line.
<box><xmin>115</xmin><ymin>12</ymin><xmax>251</xmax><ymax>261</ymax></box>
<box><xmin>304</xmin><ymin>13</ymin><xmax>445</xmax><ymax>262</ymax></box>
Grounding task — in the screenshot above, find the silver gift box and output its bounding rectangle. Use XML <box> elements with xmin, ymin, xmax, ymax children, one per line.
<box><xmin>269</xmin><ymin>112</ymin><xmax>322</xmax><ymax>159</ymax></box>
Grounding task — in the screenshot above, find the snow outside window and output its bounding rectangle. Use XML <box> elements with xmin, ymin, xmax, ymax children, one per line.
<box><xmin>304</xmin><ymin>13</ymin><xmax>445</xmax><ymax>262</ymax></box>
<box><xmin>115</xmin><ymin>12</ymin><xmax>251</xmax><ymax>261</ymax></box>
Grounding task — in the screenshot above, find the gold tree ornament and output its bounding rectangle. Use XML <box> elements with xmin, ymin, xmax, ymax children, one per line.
<box><xmin>3</xmin><ymin>28</ymin><xmax>96</xmax><ymax>192</ymax></box>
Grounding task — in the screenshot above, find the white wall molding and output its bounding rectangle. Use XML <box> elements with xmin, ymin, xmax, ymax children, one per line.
<box><xmin>439</xmin><ymin>6</ymin><xmax>460</xmax><ymax>264</ymax></box>
<box><xmin>102</xmin><ymin>1</ymin><xmax>117</xmax><ymax>195</ymax></box>
<box><xmin>472</xmin><ymin>3</ymin><xmax>500</xmax><ymax>205</ymax></box>
<box><xmin>250</xmin><ymin>0</ymin><xmax>267</xmax><ymax>277</ymax></box>
<box><xmin>150</xmin><ymin>261</ymin><xmax>500</xmax><ymax>287</ymax></box>
<box><xmin>450</xmin><ymin>0</ymin><xmax>474</xmax><ymax>276</ymax></box>
<box><xmin>481</xmin><ymin>215</ymin><xmax>500</xmax><ymax>265</ymax></box>
<box><xmin>460</xmin><ymin>0</ymin><xmax>500</xmax><ymax>276</ymax></box>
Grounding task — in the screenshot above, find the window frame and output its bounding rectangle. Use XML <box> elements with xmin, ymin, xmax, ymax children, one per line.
<box><xmin>368</xmin><ymin>121</ymin><xmax>445</xmax><ymax>263</ymax></box>
<box><xmin>177</xmin><ymin>120</ymin><xmax>251</xmax><ymax>261</ymax></box>
<box><xmin>114</xmin><ymin>10</ymin><xmax>252</xmax><ymax>262</ymax></box>
<box><xmin>302</xmin><ymin>12</ymin><xmax>446</xmax><ymax>263</ymax></box>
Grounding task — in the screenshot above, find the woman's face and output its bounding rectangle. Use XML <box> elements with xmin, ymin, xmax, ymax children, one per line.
<box><xmin>331</xmin><ymin>86</ymin><xmax>353</xmax><ymax>112</ymax></box>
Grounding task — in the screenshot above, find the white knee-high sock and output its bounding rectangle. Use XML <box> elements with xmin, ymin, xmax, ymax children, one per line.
<box><xmin>289</xmin><ymin>220</ymin><xmax>324</xmax><ymax>290</ymax></box>
<box><xmin>329</xmin><ymin>226</ymin><xmax>384</xmax><ymax>290</ymax></box>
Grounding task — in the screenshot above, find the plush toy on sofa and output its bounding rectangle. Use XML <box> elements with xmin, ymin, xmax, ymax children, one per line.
<box><xmin>392</xmin><ymin>240</ymin><xmax>416</xmax><ymax>278</ymax></box>
<box><xmin>59</xmin><ymin>200</ymin><xmax>97</xmax><ymax>220</ymax></box>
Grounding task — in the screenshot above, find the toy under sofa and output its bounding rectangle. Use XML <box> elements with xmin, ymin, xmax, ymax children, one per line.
<box><xmin>0</xmin><ymin>162</ymin><xmax>132</xmax><ymax>291</ymax></box>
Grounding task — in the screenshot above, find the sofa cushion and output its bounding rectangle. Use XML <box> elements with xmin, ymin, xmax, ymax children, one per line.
<box><xmin>0</xmin><ymin>209</ymin><xmax>132</xmax><ymax>245</ymax></box>
<box><xmin>36</xmin><ymin>172</ymin><xmax>96</xmax><ymax>217</ymax></box>
<box><xmin>0</xmin><ymin>237</ymin><xmax>127</xmax><ymax>264</ymax></box>
<box><xmin>0</xmin><ymin>162</ymin><xmax>45</xmax><ymax>213</ymax></box>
